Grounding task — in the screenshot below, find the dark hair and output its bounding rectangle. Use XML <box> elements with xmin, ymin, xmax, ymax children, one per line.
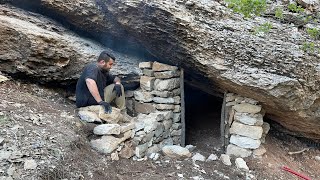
<box><xmin>97</xmin><ymin>51</ymin><xmax>116</xmax><ymax>62</ymax></box>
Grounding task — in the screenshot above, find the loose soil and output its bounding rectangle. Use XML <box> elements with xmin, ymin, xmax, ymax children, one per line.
<box><xmin>0</xmin><ymin>79</ymin><xmax>319</xmax><ymax>180</ymax></box>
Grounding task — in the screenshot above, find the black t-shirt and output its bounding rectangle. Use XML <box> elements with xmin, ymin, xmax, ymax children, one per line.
<box><xmin>76</xmin><ymin>63</ymin><xmax>115</xmax><ymax>108</ymax></box>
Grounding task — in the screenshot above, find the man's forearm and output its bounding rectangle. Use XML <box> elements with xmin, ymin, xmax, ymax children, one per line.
<box><xmin>86</xmin><ymin>78</ymin><xmax>103</xmax><ymax>103</ymax></box>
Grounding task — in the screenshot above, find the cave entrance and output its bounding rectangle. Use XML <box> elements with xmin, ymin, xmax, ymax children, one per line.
<box><xmin>184</xmin><ymin>83</ymin><xmax>224</xmax><ymax>154</ymax></box>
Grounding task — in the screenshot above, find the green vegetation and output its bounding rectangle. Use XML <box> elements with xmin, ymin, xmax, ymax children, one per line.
<box><xmin>254</xmin><ymin>22</ymin><xmax>273</xmax><ymax>34</ymax></box>
<box><xmin>288</xmin><ymin>3</ymin><xmax>304</xmax><ymax>13</ymax></box>
<box><xmin>225</xmin><ymin>0</ymin><xmax>267</xmax><ymax>18</ymax></box>
<box><xmin>301</xmin><ymin>42</ymin><xmax>317</xmax><ymax>53</ymax></box>
<box><xmin>306</xmin><ymin>27</ymin><xmax>320</xmax><ymax>40</ymax></box>
<box><xmin>275</xmin><ymin>7</ymin><xmax>284</xmax><ymax>20</ymax></box>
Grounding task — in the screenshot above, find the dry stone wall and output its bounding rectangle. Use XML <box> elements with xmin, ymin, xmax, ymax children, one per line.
<box><xmin>224</xmin><ymin>93</ymin><xmax>270</xmax><ymax>158</ymax></box>
<box><xmin>129</xmin><ymin>62</ymin><xmax>183</xmax><ymax>158</ymax></box>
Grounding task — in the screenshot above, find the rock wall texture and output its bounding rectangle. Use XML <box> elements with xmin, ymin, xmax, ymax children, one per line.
<box><xmin>0</xmin><ymin>4</ymin><xmax>141</xmax><ymax>86</ymax></box>
<box><xmin>1</xmin><ymin>1</ymin><xmax>320</xmax><ymax>139</ymax></box>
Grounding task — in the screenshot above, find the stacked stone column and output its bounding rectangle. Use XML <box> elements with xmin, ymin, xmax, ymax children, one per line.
<box><xmin>131</xmin><ymin>61</ymin><xmax>182</xmax><ymax>158</ymax></box>
<box><xmin>224</xmin><ymin>93</ymin><xmax>269</xmax><ymax>157</ymax></box>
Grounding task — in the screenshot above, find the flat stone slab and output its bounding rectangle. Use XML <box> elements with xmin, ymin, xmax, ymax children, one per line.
<box><xmin>139</xmin><ymin>62</ymin><xmax>153</xmax><ymax>69</ymax></box>
<box><xmin>152</xmin><ymin>61</ymin><xmax>178</xmax><ymax>72</ymax></box>
<box><xmin>134</xmin><ymin>90</ymin><xmax>153</xmax><ymax>102</ymax></box>
<box><xmin>226</xmin><ymin>144</ymin><xmax>252</xmax><ymax>158</ymax></box>
<box><xmin>162</xmin><ymin>145</ymin><xmax>191</xmax><ymax>159</ymax></box>
<box><xmin>154</xmin><ymin>78</ymin><xmax>180</xmax><ymax>91</ymax></box>
<box><xmin>234</xmin><ymin>112</ymin><xmax>263</xmax><ymax>126</ymax></box>
<box><xmin>140</xmin><ymin>76</ymin><xmax>155</xmax><ymax>91</ymax></box>
<box><xmin>220</xmin><ymin>154</ymin><xmax>232</xmax><ymax>166</ymax></box>
<box><xmin>233</xmin><ymin>103</ymin><xmax>261</xmax><ymax>113</ymax></box>
<box><xmin>230</xmin><ymin>135</ymin><xmax>261</xmax><ymax>149</ymax></box>
<box><xmin>93</xmin><ymin>124</ymin><xmax>121</xmax><ymax>135</ymax></box>
<box><xmin>230</xmin><ymin>122</ymin><xmax>263</xmax><ymax>139</ymax></box>
<box><xmin>235</xmin><ymin>158</ymin><xmax>249</xmax><ymax>171</ymax></box>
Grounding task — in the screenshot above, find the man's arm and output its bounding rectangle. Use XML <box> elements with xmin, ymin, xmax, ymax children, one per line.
<box><xmin>114</xmin><ymin>76</ymin><xmax>121</xmax><ymax>84</ymax></box>
<box><xmin>85</xmin><ymin>78</ymin><xmax>103</xmax><ymax>103</ymax></box>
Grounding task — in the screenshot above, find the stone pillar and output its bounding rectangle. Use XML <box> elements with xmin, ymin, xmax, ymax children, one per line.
<box><xmin>132</xmin><ymin>61</ymin><xmax>182</xmax><ymax>158</ymax></box>
<box><xmin>224</xmin><ymin>93</ymin><xmax>268</xmax><ymax>158</ymax></box>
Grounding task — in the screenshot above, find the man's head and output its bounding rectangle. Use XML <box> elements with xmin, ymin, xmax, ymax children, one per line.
<box><xmin>97</xmin><ymin>51</ymin><xmax>116</xmax><ymax>71</ymax></box>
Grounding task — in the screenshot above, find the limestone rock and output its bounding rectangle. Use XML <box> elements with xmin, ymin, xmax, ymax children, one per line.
<box><xmin>262</xmin><ymin>122</ymin><xmax>270</xmax><ymax>134</ymax></box>
<box><xmin>192</xmin><ymin>153</ymin><xmax>206</xmax><ymax>162</ymax></box>
<box><xmin>98</xmin><ymin>107</ymin><xmax>123</xmax><ymax>123</ymax></box>
<box><xmin>154</xmin><ymin>78</ymin><xmax>180</xmax><ymax>91</ymax></box>
<box><xmin>230</xmin><ymin>135</ymin><xmax>261</xmax><ymax>149</ymax></box>
<box><xmin>155</xmin><ymin>104</ymin><xmax>175</xmax><ymax>110</ymax></box>
<box><xmin>235</xmin><ymin>158</ymin><xmax>249</xmax><ymax>171</ymax></box>
<box><xmin>173</xmin><ymin>113</ymin><xmax>181</xmax><ymax>123</ymax></box>
<box><xmin>163</xmin><ymin>120</ymin><xmax>173</xmax><ymax>130</ymax></box>
<box><xmin>234</xmin><ymin>112</ymin><xmax>263</xmax><ymax>126</ymax></box>
<box><xmin>135</xmin><ymin>142</ymin><xmax>149</xmax><ymax>158</ymax></box>
<box><xmin>90</xmin><ymin>130</ymin><xmax>132</xmax><ymax>154</ymax></box>
<box><xmin>0</xmin><ymin>75</ymin><xmax>9</xmax><ymax>83</ymax></box>
<box><xmin>150</xmin><ymin>91</ymin><xmax>173</xmax><ymax>98</ymax></box>
<box><xmin>134</xmin><ymin>101</ymin><xmax>156</xmax><ymax>114</ymax></box>
<box><xmin>230</xmin><ymin>122</ymin><xmax>263</xmax><ymax>139</ymax></box>
<box><xmin>134</xmin><ymin>90</ymin><xmax>153</xmax><ymax>102</ymax></box>
<box><xmin>206</xmin><ymin>154</ymin><xmax>218</xmax><ymax>161</ymax></box>
<box><xmin>146</xmin><ymin>144</ymin><xmax>161</xmax><ymax>155</ymax></box>
<box><xmin>233</xmin><ymin>103</ymin><xmax>262</xmax><ymax>114</ymax></box>
<box><xmin>226</xmin><ymin>144</ymin><xmax>252</xmax><ymax>158</ymax></box>
<box><xmin>140</xmin><ymin>76</ymin><xmax>155</xmax><ymax>91</ymax></box>
<box><xmin>139</xmin><ymin>62</ymin><xmax>153</xmax><ymax>69</ymax></box>
<box><xmin>153</xmin><ymin>97</ymin><xmax>175</xmax><ymax>104</ymax></box>
<box><xmin>220</xmin><ymin>154</ymin><xmax>232</xmax><ymax>166</ymax></box>
<box><xmin>119</xmin><ymin>141</ymin><xmax>135</xmax><ymax>159</ymax></box>
<box><xmin>78</xmin><ymin>110</ymin><xmax>101</xmax><ymax>123</ymax></box>
<box><xmin>142</xmin><ymin>69</ymin><xmax>154</xmax><ymax>76</ymax></box>
<box><xmin>93</xmin><ymin>124</ymin><xmax>121</xmax><ymax>135</ymax></box>
<box><xmin>154</xmin><ymin>70</ymin><xmax>180</xmax><ymax>79</ymax></box>
<box><xmin>315</xmin><ymin>156</ymin><xmax>320</xmax><ymax>161</ymax></box>
<box><xmin>120</xmin><ymin>123</ymin><xmax>135</xmax><ymax>133</ymax></box>
<box><xmin>0</xmin><ymin>150</ymin><xmax>11</xmax><ymax>161</ymax></box>
<box><xmin>253</xmin><ymin>146</ymin><xmax>267</xmax><ymax>156</ymax></box>
<box><xmin>152</xmin><ymin>62</ymin><xmax>178</xmax><ymax>72</ymax></box>
<box><xmin>185</xmin><ymin>145</ymin><xmax>196</xmax><ymax>152</ymax></box>
<box><xmin>24</xmin><ymin>159</ymin><xmax>37</xmax><ymax>170</ymax></box>
<box><xmin>162</xmin><ymin>145</ymin><xmax>191</xmax><ymax>159</ymax></box>
<box><xmin>111</xmin><ymin>152</ymin><xmax>119</xmax><ymax>161</ymax></box>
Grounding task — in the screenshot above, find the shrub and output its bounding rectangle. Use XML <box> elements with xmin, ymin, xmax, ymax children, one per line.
<box><xmin>275</xmin><ymin>7</ymin><xmax>284</xmax><ymax>20</ymax></box>
<box><xmin>306</xmin><ymin>28</ymin><xmax>320</xmax><ymax>40</ymax></box>
<box><xmin>288</xmin><ymin>3</ymin><xmax>304</xmax><ymax>13</ymax></box>
<box><xmin>254</xmin><ymin>22</ymin><xmax>273</xmax><ymax>34</ymax></box>
<box><xmin>225</xmin><ymin>0</ymin><xmax>267</xmax><ymax>18</ymax></box>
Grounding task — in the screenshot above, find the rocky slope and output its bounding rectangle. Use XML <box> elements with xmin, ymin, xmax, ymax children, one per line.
<box><xmin>0</xmin><ymin>0</ymin><xmax>320</xmax><ymax>139</ymax></box>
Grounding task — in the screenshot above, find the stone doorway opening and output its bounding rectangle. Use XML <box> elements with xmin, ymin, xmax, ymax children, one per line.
<box><xmin>184</xmin><ymin>84</ymin><xmax>223</xmax><ymax>154</ymax></box>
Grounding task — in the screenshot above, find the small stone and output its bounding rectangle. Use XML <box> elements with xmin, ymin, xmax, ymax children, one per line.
<box><xmin>262</xmin><ymin>122</ymin><xmax>270</xmax><ymax>134</ymax></box>
<box><xmin>173</xmin><ymin>105</ymin><xmax>181</xmax><ymax>112</ymax></box>
<box><xmin>234</xmin><ymin>112</ymin><xmax>263</xmax><ymax>126</ymax></box>
<box><xmin>119</xmin><ymin>141</ymin><xmax>135</xmax><ymax>159</ymax></box>
<box><xmin>185</xmin><ymin>145</ymin><xmax>196</xmax><ymax>152</ymax></box>
<box><xmin>120</xmin><ymin>123</ymin><xmax>135</xmax><ymax>133</ymax></box>
<box><xmin>163</xmin><ymin>119</ymin><xmax>173</xmax><ymax>130</ymax></box>
<box><xmin>111</xmin><ymin>152</ymin><xmax>119</xmax><ymax>161</ymax></box>
<box><xmin>235</xmin><ymin>158</ymin><xmax>249</xmax><ymax>171</ymax></box>
<box><xmin>162</xmin><ymin>145</ymin><xmax>191</xmax><ymax>159</ymax></box>
<box><xmin>315</xmin><ymin>156</ymin><xmax>320</xmax><ymax>161</ymax></box>
<box><xmin>192</xmin><ymin>153</ymin><xmax>206</xmax><ymax>162</ymax></box>
<box><xmin>24</xmin><ymin>159</ymin><xmax>37</xmax><ymax>170</ymax></box>
<box><xmin>134</xmin><ymin>101</ymin><xmax>156</xmax><ymax>114</ymax></box>
<box><xmin>0</xmin><ymin>75</ymin><xmax>9</xmax><ymax>83</ymax></box>
<box><xmin>206</xmin><ymin>154</ymin><xmax>218</xmax><ymax>161</ymax></box>
<box><xmin>93</xmin><ymin>124</ymin><xmax>121</xmax><ymax>135</ymax></box>
<box><xmin>153</xmin><ymin>97</ymin><xmax>175</xmax><ymax>104</ymax></box>
<box><xmin>0</xmin><ymin>150</ymin><xmax>11</xmax><ymax>161</ymax></box>
<box><xmin>173</xmin><ymin>113</ymin><xmax>181</xmax><ymax>123</ymax></box>
<box><xmin>253</xmin><ymin>146</ymin><xmax>266</xmax><ymax>156</ymax></box>
<box><xmin>150</xmin><ymin>91</ymin><xmax>173</xmax><ymax>97</ymax></box>
<box><xmin>135</xmin><ymin>143</ymin><xmax>149</xmax><ymax>158</ymax></box>
<box><xmin>155</xmin><ymin>104</ymin><xmax>175</xmax><ymax>110</ymax></box>
<box><xmin>233</xmin><ymin>103</ymin><xmax>261</xmax><ymax>113</ymax></box>
<box><xmin>220</xmin><ymin>154</ymin><xmax>232</xmax><ymax>166</ymax></box>
<box><xmin>139</xmin><ymin>62</ymin><xmax>153</xmax><ymax>69</ymax></box>
<box><xmin>0</xmin><ymin>137</ymin><xmax>4</xmax><ymax>146</ymax></box>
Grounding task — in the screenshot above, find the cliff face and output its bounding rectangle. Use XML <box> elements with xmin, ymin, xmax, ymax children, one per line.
<box><xmin>1</xmin><ymin>1</ymin><xmax>320</xmax><ymax>139</ymax></box>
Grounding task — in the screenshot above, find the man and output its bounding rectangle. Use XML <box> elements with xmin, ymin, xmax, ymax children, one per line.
<box><xmin>76</xmin><ymin>51</ymin><xmax>125</xmax><ymax>113</ymax></box>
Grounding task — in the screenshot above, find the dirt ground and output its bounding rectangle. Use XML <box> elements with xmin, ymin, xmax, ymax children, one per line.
<box><xmin>0</xmin><ymin>79</ymin><xmax>319</xmax><ymax>180</ymax></box>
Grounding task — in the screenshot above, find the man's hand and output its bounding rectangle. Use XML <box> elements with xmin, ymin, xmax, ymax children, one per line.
<box><xmin>113</xmin><ymin>84</ymin><xmax>122</xmax><ymax>97</ymax></box>
<box><xmin>98</xmin><ymin>101</ymin><xmax>112</xmax><ymax>114</ymax></box>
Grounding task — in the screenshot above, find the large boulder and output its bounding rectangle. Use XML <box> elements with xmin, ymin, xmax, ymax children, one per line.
<box><xmin>2</xmin><ymin>1</ymin><xmax>320</xmax><ymax>139</ymax></box>
<box><xmin>0</xmin><ymin>5</ymin><xmax>141</xmax><ymax>86</ymax></box>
